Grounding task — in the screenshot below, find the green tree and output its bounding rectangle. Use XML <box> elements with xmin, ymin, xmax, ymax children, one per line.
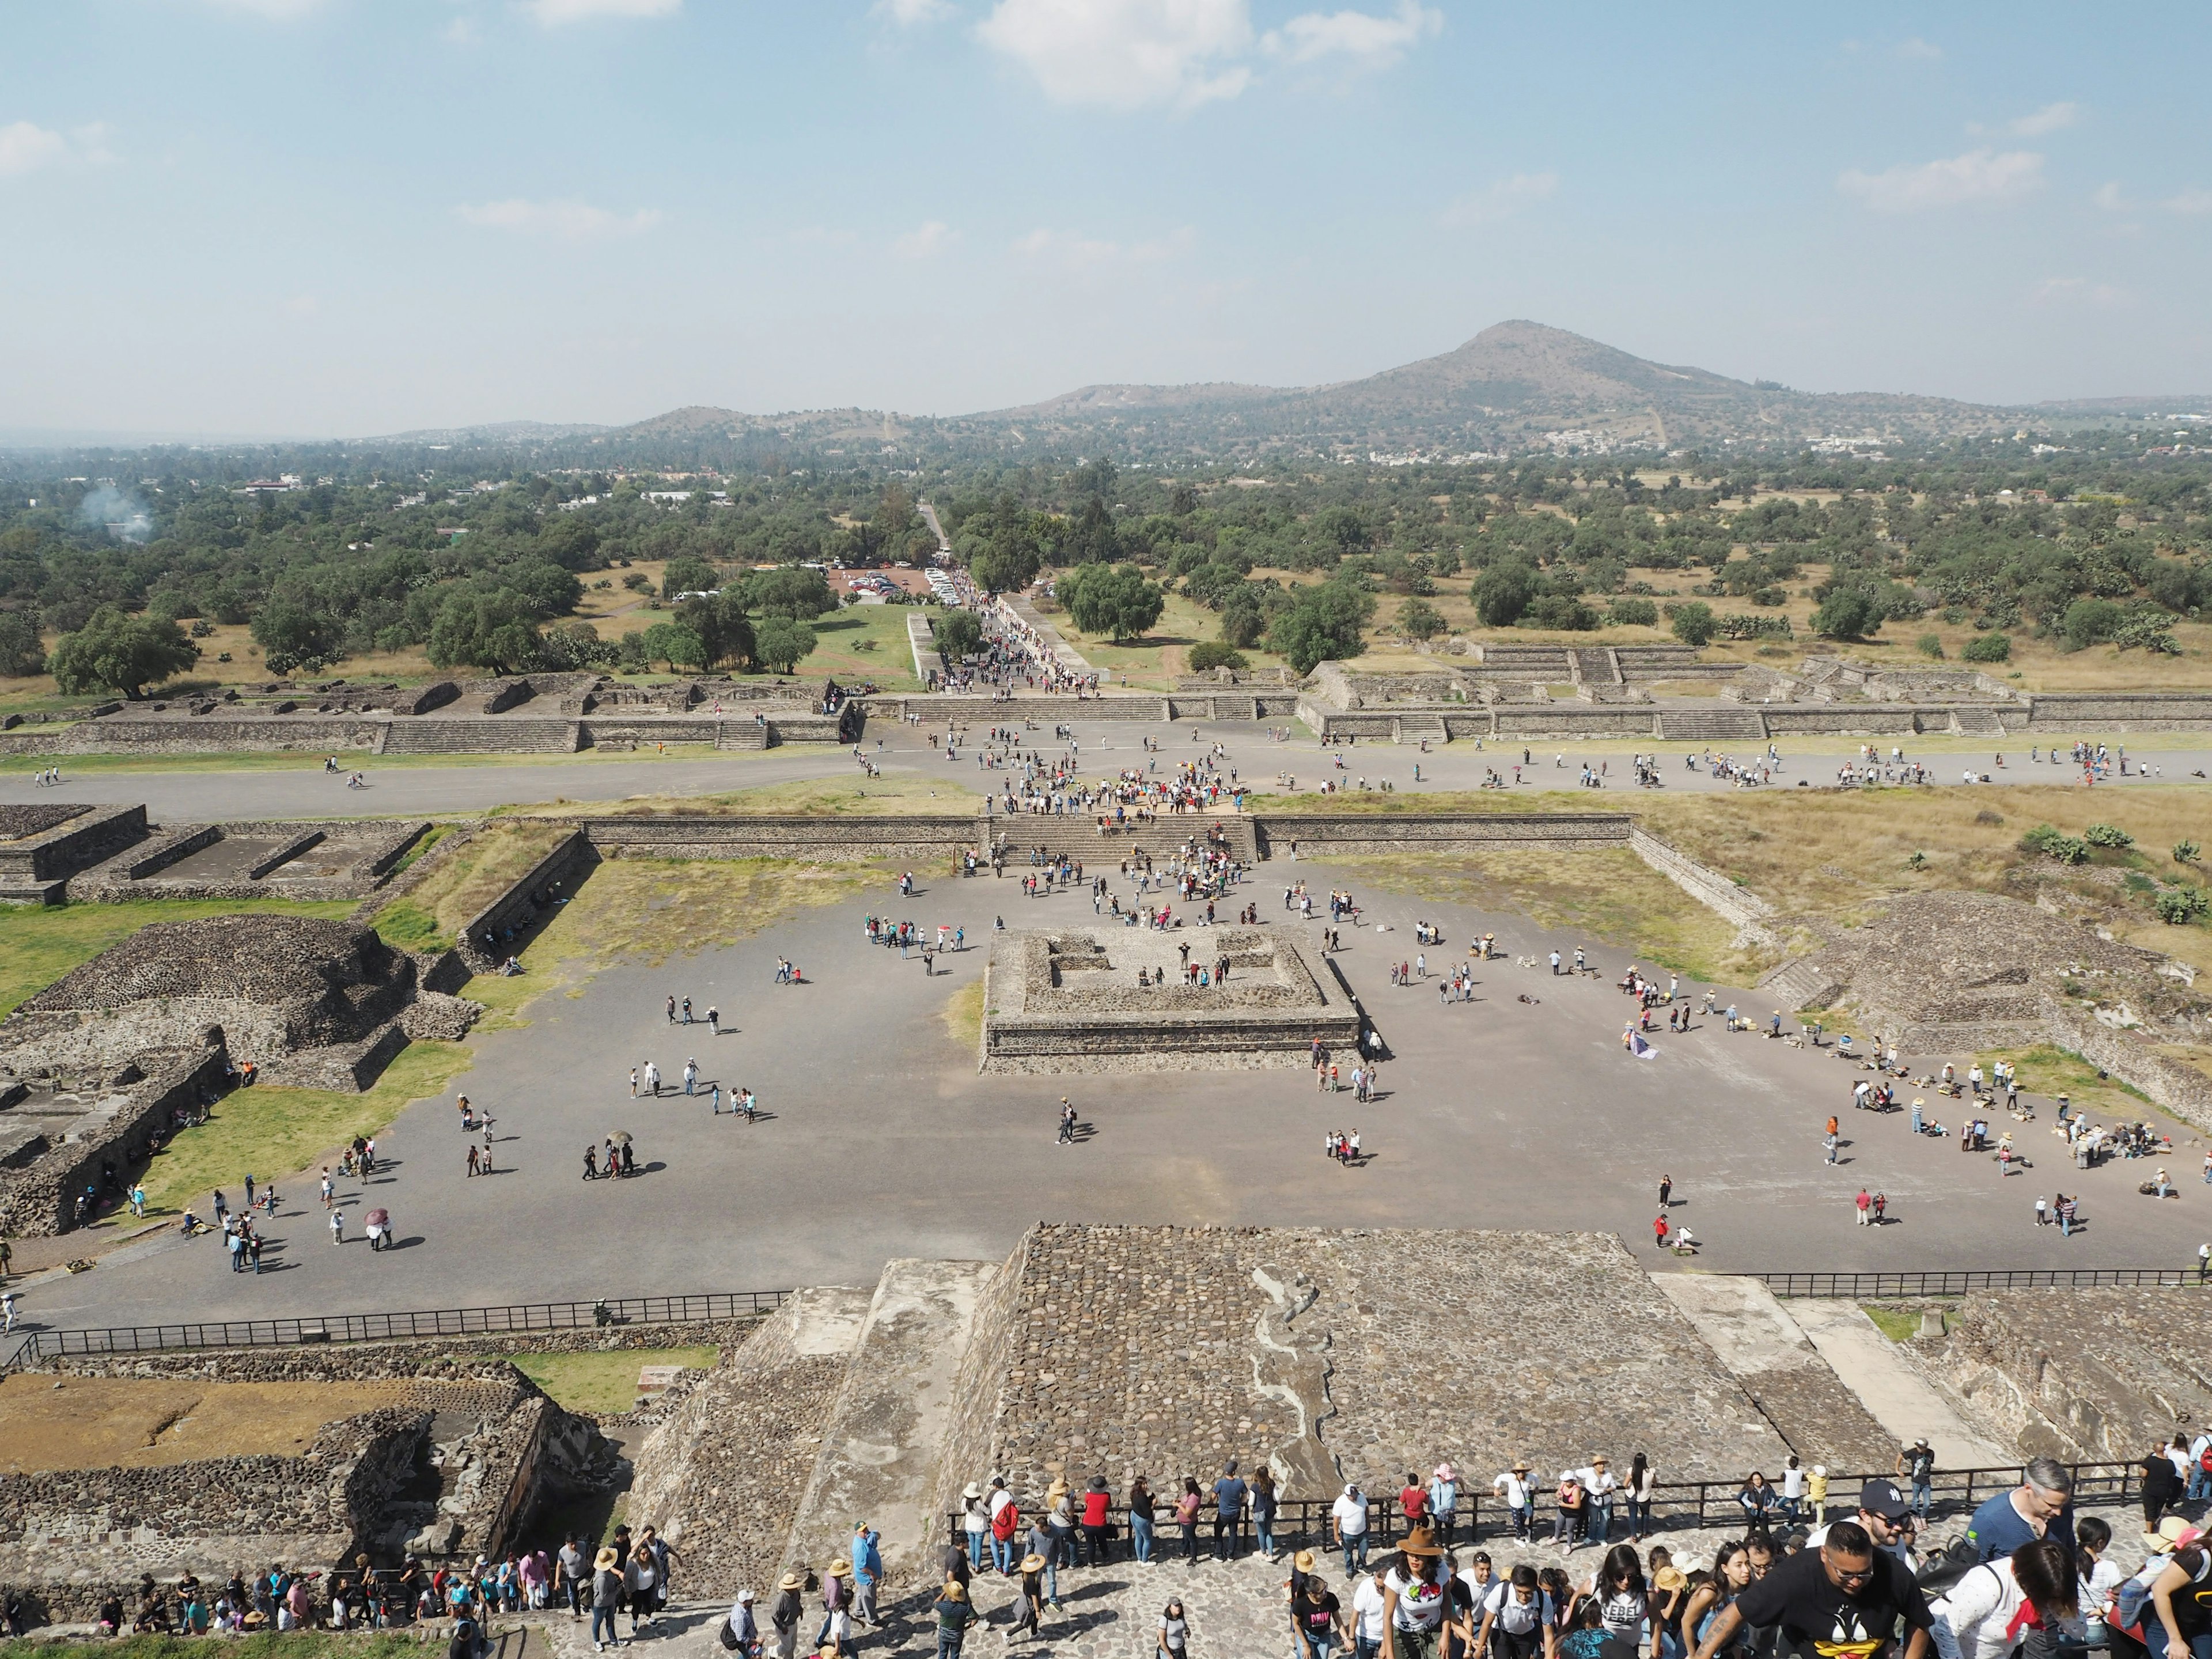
<box><xmin>679</xmin><ymin>594</ymin><xmax>755</xmax><ymax>670</ymax></box>
<box><xmin>1186</xmin><ymin>641</ymin><xmax>1248</xmax><ymax>672</ymax></box>
<box><xmin>1669</xmin><ymin>600</ymin><xmax>1718</xmax><ymax>646</ymax></box>
<box><xmin>640</xmin><ymin>620</ymin><xmax>708</xmax><ymax>671</ymax></box>
<box><xmin>1063</xmin><ymin>497</ymin><xmax>1120</xmax><ymax>565</ymax></box>
<box><xmin>753</xmin><ymin>616</ymin><xmax>819</xmax><ymax>674</ymax></box>
<box><xmin>1811</xmin><ymin>589</ymin><xmax>1880</xmax><ymax>641</ymax></box>
<box><xmin>969</xmin><ymin>539</ymin><xmax>1040</xmax><ymax>594</ymax></box>
<box><xmin>740</xmin><ymin>566</ymin><xmax>835</xmax><ymax>619</ymax></box>
<box><xmin>1607</xmin><ymin>597</ymin><xmax>1658</xmax><ymax>627</ymax></box>
<box><xmin>1472</xmin><ymin>565</ymin><xmax>1533</xmax><ymax>627</ymax></box>
<box><xmin>1396</xmin><ymin>597</ymin><xmax>1446</xmax><ymax>641</ymax></box>
<box><xmin>934</xmin><ymin>609</ymin><xmax>986</xmax><ymax>660</ymax></box>
<box><xmin>0</xmin><ymin>611</ymin><xmax>46</xmax><ymax>677</ymax></box>
<box><xmin>426</xmin><ymin>590</ymin><xmax>541</xmax><ymax>676</ymax></box>
<box><xmin>1063</xmin><ymin>563</ymin><xmax>1165</xmax><ymax>642</ymax></box>
<box><xmin>251</xmin><ymin>599</ymin><xmax>343</xmax><ymax>674</ymax></box>
<box><xmin>1963</xmin><ymin>632</ymin><xmax>2012</xmax><ymax>664</ymax></box>
<box><xmin>661</xmin><ymin>556</ymin><xmax>721</xmax><ymax>598</ymax></box>
<box><xmin>1266</xmin><ymin>581</ymin><xmax>1374</xmax><ymax>673</ymax></box>
<box><xmin>1916</xmin><ymin>632</ymin><xmax>1945</xmax><ymax>658</ymax></box>
<box><xmin>48</xmin><ymin>605</ymin><xmax>199</xmax><ymax>698</ymax></box>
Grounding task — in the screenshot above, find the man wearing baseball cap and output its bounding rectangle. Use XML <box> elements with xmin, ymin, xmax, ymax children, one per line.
<box><xmin>1806</xmin><ymin>1479</ymin><xmax>1919</xmax><ymax>1568</ymax></box>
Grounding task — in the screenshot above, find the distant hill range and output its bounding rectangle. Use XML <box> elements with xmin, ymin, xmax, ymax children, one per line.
<box><xmin>368</xmin><ymin>321</ymin><xmax>2212</xmax><ymax>463</ymax></box>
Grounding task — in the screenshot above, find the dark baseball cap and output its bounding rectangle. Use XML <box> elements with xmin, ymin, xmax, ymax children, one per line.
<box><xmin>1858</xmin><ymin>1479</ymin><xmax>1911</xmax><ymax>1520</ymax></box>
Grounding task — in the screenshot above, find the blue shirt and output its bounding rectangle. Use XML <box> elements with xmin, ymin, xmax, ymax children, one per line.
<box><xmin>1965</xmin><ymin>1492</ymin><xmax>2075</xmax><ymax>1570</ymax></box>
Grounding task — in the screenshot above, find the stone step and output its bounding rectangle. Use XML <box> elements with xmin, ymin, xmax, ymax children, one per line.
<box><xmin>988</xmin><ymin>816</ymin><xmax>1261</xmax><ymax>866</ymax></box>
<box><xmin>782</xmin><ymin>1259</ymin><xmax>1001</xmax><ymax>1585</ymax></box>
<box><xmin>1949</xmin><ymin>707</ymin><xmax>2006</xmax><ymax>736</ymax></box>
<box><xmin>1393</xmin><ymin>714</ymin><xmax>1446</xmax><ymax>740</ymax></box>
<box><xmin>1567</xmin><ymin>647</ymin><xmax>1622</xmax><ymax>685</ymax></box>
<box><xmin>1657</xmin><ymin>706</ymin><xmax>1769</xmax><ymax>743</ymax></box>
<box><xmin>716</xmin><ymin>722</ymin><xmax>771</xmax><ymax>751</ymax></box>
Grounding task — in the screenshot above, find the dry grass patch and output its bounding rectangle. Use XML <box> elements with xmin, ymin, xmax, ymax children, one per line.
<box><xmin>1971</xmin><ymin>1043</ymin><xmax>2153</xmax><ymax>1124</ymax></box>
<box><xmin>0</xmin><ymin>1374</ymin><xmax>477</xmax><ymax>1472</ymax></box>
<box><xmin>943</xmin><ymin>978</ymin><xmax>984</xmax><ymax>1053</ymax></box>
<box><xmin>526</xmin><ymin>857</ymin><xmax>883</xmax><ymax>974</ymax></box>
<box><xmin>368</xmin><ymin>821</ymin><xmax>572</xmax><ymax>949</ymax></box>
<box><xmin>1635</xmin><ymin>784</ymin><xmax>2212</xmax><ymax>931</ymax></box>
<box><xmin>1329</xmin><ymin>846</ymin><xmax>1752</xmax><ymax>983</ymax></box>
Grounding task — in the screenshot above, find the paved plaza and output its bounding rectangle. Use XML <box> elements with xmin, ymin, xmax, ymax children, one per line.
<box><xmin>18</xmin><ymin>839</ymin><xmax>2207</xmax><ymax>1339</ymax></box>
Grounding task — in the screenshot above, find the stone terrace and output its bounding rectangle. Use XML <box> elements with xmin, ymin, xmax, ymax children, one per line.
<box><xmin>1924</xmin><ymin>1286</ymin><xmax>2212</xmax><ymax>1462</ymax></box>
<box><xmin>944</xmin><ymin>1225</ymin><xmax>1794</xmax><ymax>1509</ymax></box>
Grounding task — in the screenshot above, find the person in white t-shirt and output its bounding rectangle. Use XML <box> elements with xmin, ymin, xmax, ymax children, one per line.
<box><xmin>1493</xmin><ymin>1463</ymin><xmax>1536</xmax><ymax>1543</ymax></box>
<box><xmin>1353</xmin><ymin>1570</ymin><xmax>1389</xmax><ymax>1658</ymax></box>
<box><xmin>1332</xmin><ymin>1484</ymin><xmax>1372</xmax><ymax>1577</ymax></box>
<box><xmin>1780</xmin><ymin>1457</ymin><xmax>1807</xmax><ymax>1525</ymax></box>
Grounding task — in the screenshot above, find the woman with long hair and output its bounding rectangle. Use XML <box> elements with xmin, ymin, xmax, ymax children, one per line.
<box><xmin>1930</xmin><ymin>1537</ymin><xmax>2081</xmax><ymax>1659</ymax></box>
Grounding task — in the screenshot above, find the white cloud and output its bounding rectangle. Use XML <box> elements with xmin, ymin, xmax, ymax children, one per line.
<box><xmin>456</xmin><ymin>198</ymin><xmax>662</xmax><ymax>239</ymax></box>
<box><xmin>1894</xmin><ymin>36</ymin><xmax>1941</xmax><ymax>60</ymax></box>
<box><xmin>894</xmin><ymin>219</ymin><xmax>957</xmax><ymax>258</ymax></box>
<box><xmin>874</xmin><ymin>0</ymin><xmax>955</xmax><ymax>22</ymax></box>
<box><xmin>1263</xmin><ymin>0</ymin><xmax>1440</xmax><ymax>67</ymax></box>
<box><xmin>2165</xmin><ymin>187</ymin><xmax>2212</xmax><ymax>215</ymax></box>
<box><xmin>2093</xmin><ymin>180</ymin><xmax>2130</xmax><ymax>211</ymax></box>
<box><xmin>519</xmin><ymin>0</ymin><xmax>680</xmax><ymax>24</ymax></box>
<box><xmin>1013</xmin><ymin>225</ymin><xmax>1192</xmax><ymax>272</ymax></box>
<box><xmin>0</xmin><ymin>121</ymin><xmax>67</xmax><ymax>177</ymax></box>
<box><xmin>2028</xmin><ymin>277</ymin><xmax>2128</xmax><ymax>310</ymax></box>
<box><xmin>2010</xmin><ymin>101</ymin><xmax>2078</xmax><ymax>137</ymax></box>
<box><xmin>1837</xmin><ymin>147</ymin><xmax>2043</xmax><ymax>213</ymax></box>
<box><xmin>979</xmin><ymin>0</ymin><xmax>1253</xmax><ymax>109</ymax></box>
<box><xmin>1438</xmin><ymin>171</ymin><xmax>1557</xmax><ymax>228</ymax></box>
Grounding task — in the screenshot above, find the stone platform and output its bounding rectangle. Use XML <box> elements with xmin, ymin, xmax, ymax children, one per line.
<box><xmin>979</xmin><ymin>926</ymin><xmax>1361</xmax><ymax>1072</ymax></box>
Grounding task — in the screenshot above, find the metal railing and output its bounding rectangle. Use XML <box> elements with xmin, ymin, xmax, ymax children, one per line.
<box><xmin>1755</xmin><ymin>1267</ymin><xmax>2207</xmax><ymax>1298</ymax></box>
<box><xmin>947</xmin><ymin>1460</ymin><xmax>2143</xmax><ymax>1551</ymax></box>
<box><xmin>9</xmin><ymin>1289</ymin><xmax>789</xmax><ymax>1362</ymax></box>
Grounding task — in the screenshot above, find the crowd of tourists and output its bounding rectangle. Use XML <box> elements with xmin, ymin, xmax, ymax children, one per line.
<box><xmin>887</xmin><ymin>1449</ymin><xmax>2212</xmax><ymax>1659</ymax></box>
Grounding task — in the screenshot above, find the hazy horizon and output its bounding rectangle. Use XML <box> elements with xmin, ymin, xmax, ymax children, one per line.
<box><xmin>6</xmin><ymin>1</ymin><xmax>2208</xmax><ymax>436</ymax></box>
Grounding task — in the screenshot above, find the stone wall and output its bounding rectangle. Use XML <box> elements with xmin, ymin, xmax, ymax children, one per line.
<box><xmin>1252</xmin><ymin>812</ymin><xmax>1632</xmax><ymax>858</ymax></box>
<box><xmin>459</xmin><ymin>828</ymin><xmax>596</xmax><ymax>967</ymax></box>
<box><xmin>1628</xmin><ymin>827</ymin><xmax>1781</xmax><ymax>946</ymax></box>
<box><xmin>0</xmin><ymin>1042</ymin><xmax>229</xmax><ymax>1237</ymax></box>
<box><xmin>579</xmin><ymin>814</ymin><xmax>984</xmax><ymax>863</ymax></box>
<box><xmin>627</xmin><ymin>1292</ymin><xmax>858</xmax><ymax>1599</ymax></box>
<box><xmin>1922</xmin><ymin>1287</ymin><xmax>2212</xmax><ymax>1461</ymax></box>
<box><xmin>0</xmin><ymin>804</ymin><xmax>148</xmax><ymax>900</ymax></box>
<box><xmin>940</xmin><ymin>1226</ymin><xmax>1796</xmax><ymax>1510</ymax></box>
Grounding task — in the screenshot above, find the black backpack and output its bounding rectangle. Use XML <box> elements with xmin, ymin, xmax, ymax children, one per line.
<box><xmin>1915</xmin><ymin>1536</ymin><xmax>1985</xmax><ymax>1600</ymax></box>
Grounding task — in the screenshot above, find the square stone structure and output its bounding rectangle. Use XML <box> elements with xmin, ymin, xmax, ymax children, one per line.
<box><xmin>981</xmin><ymin>925</ymin><xmax>1361</xmax><ymax>1072</ymax></box>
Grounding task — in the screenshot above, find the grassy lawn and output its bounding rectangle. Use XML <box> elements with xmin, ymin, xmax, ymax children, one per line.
<box><xmin>503</xmin><ymin>774</ymin><xmax>980</xmax><ymax>819</ymax></box>
<box><xmin>528</xmin><ymin>857</ymin><xmax>884</xmax><ymax>972</ymax></box>
<box><xmin>806</xmin><ymin>604</ymin><xmax>927</xmax><ymax>689</ymax></box>
<box><xmin>0</xmin><ymin>897</ymin><xmax>359</xmax><ymax>1018</ymax></box>
<box><xmin>500</xmin><ymin>1346</ymin><xmax>719</xmax><ymax>1415</ymax></box>
<box><xmin>1328</xmin><ymin>846</ymin><xmax>1750</xmax><ymax>983</ymax></box>
<box><xmin>135</xmin><ymin>1040</ymin><xmax>474</xmax><ymax>1216</ymax></box>
<box><xmin>1971</xmin><ymin>1042</ymin><xmax>2153</xmax><ymax>1123</ymax></box>
<box><xmin>366</xmin><ymin>822</ymin><xmax>573</xmax><ymax>951</ymax></box>
<box><xmin>1859</xmin><ymin>1305</ymin><xmax>1922</xmax><ymax>1342</ymax></box>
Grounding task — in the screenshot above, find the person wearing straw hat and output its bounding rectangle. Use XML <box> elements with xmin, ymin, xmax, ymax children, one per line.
<box><xmin>588</xmin><ymin>1548</ymin><xmax>623</xmax><ymax>1652</ymax></box>
<box><xmin>815</xmin><ymin>1559</ymin><xmax>851</xmax><ymax>1653</ymax></box>
<box><xmin>1009</xmin><ymin>1555</ymin><xmax>1047</xmax><ymax>1639</ymax></box>
<box><xmin>1381</xmin><ymin>1524</ymin><xmax>1451</xmax><ymax>1659</ymax></box>
<box><xmin>930</xmin><ymin>1578</ymin><xmax>975</xmax><ymax>1658</ymax></box>
<box><xmin>768</xmin><ymin>1572</ymin><xmax>805</xmax><ymax>1659</ymax></box>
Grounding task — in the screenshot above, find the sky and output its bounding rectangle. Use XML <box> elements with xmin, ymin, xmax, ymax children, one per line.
<box><xmin>3</xmin><ymin>0</ymin><xmax>2209</xmax><ymax>438</ymax></box>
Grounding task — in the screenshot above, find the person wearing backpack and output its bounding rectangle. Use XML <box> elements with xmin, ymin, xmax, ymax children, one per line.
<box><xmin>1929</xmin><ymin>1537</ymin><xmax>2078</xmax><ymax>1659</ymax></box>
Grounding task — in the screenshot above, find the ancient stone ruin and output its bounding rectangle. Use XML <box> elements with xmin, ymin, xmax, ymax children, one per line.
<box><xmin>980</xmin><ymin>926</ymin><xmax>1361</xmax><ymax>1071</ymax></box>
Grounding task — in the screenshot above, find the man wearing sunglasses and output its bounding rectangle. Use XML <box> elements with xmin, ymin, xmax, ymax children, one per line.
<box><xmin>1689</xmin><ymin>1522</ymin><xmax>1934</xmax><ymax>1659</ymax></box>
